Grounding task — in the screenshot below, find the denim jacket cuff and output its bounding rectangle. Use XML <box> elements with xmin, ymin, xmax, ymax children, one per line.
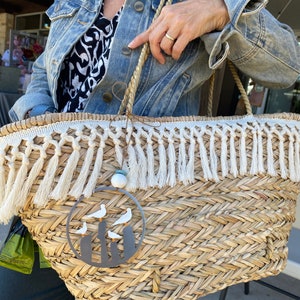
<box><xmin>9</xmin><ymin>93</ymin><xmax>56</xmax><ymax>122</ymax></box>
<box><xmin>201</xmin><ymin>0</ymin><xmax>268</xmax><ymax>69</ymax></box>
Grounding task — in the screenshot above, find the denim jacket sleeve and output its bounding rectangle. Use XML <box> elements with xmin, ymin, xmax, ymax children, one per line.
<box><xmin>8</xmin><ymin>53</ymin><xmax>57</xmax><ymax>122</ymax></box>
<box><xmin>201</xmin><ymin>0</ymin><xmax>300</xmax><ymax>88</ymax></box>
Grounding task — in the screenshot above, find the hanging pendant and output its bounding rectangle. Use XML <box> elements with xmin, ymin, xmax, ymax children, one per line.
<box><xmin>66</xmin><ymin>186</ymin><xmax>145</xmax><ymax>268</ymax></box>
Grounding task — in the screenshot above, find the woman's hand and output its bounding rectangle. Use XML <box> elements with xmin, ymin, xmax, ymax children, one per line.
<box><xmin>128</xmin><ymin>0</ymin><xmax>229</xmax><ymax>64</ymax></box>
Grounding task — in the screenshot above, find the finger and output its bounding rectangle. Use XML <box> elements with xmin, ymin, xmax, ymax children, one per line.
<box><xmin>148</xmin><ymin>30</ymin><xmax>167</xmax><ymax>64</ymax></box>
<box><xmin>160</xmin><ymin>32</ymin><xmax>177</xmax><ymax>56</ymax></box>
<box><xmin>128</xmin><ymin>31</ymin><xmax>149</xmax><ymax>49</ymax></box>
<box><xmin>165</xmin><ymin>33</ymin><xmax>176</xmax><ymax>42</ymax></box>
<box><xmin>128</xmin><ymin>24</ymin><xmax>167</xmax><ymax>64</ymax></box>
<box><xmin>171</xmin><ymin>34</ymin><xmax>190</xmax><ymax>60</ymax></box>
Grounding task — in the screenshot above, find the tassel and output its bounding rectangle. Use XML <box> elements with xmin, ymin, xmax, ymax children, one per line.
<box><xmin>112</xmin><ymin>127</ymin><xmax>124</xmax><ymax>168</ymax></box>
<box><xmin>186</xmin><ymin>131</ymin><xmax>195</xmax><ymax>184</ymax></box>
<box><xmin>239</xmin><ymin>126</ymin><xmax>247</xmax><ymax>175</ymax></box>
<box><xmin>167</xmin><ymin>137</ymin><xmax>176</xmax><ymax>186</ymax></box>
<box><xmin>2</xmin><ymin>154</ymin><xmax>29</xmax><ymax>221</ymax></box>
<box><xmin>266</xmin><ymin>131</ymin><xmax>276</xmax><ymax>176</ymax></box>
<box><xmin>20</xmin><ymin>148</ymin><xmax>46</xmax><ymax>206</ymax></box>
<box><xmin>69</xmin><ymin>140</ymin><xmax>95</xmax><ymax>198</ymax></box>
<box><xmin>288</xmin><ymin>132</ymin><xmax>296</xmax><ymax>181</ymax></box>
<box><xmin>229</xmin><ymin>128</ymin><xmax>238</xmax><ymax>177</ymax></box>
<box><xmin>4</xmin><ymin>157</ymin><xmax>16</xmax><ymax>201</ymax></box>
<box><xmin>178</xmin><ymin>133</ymin><xmax>187</xmax><ymax>183</ymax></box>
<box><xmin>83</xmin><ymin>141</ymin><xmax>104</xmax><ymax>198</ymax></box>
<box><xmin>156</xmin><ymin>136</ymin><xmax>167</xmax><ymax>188</ymax></box>
<box><xmin>135</xmin><ymin>136</ymin><xmax>148</xmax><ymax>189</ymax></box>
<box><xmin>257</xmin><ymin>130</ymin><xmax>265</xmax><ymax>173</ymax></box>
<box><xmin>209</xmin><ymin>131</ymin><xmax>219</xmax><ymax>181</ymax></box>
<box><xmin>278</xmin><ymin>133</ymin><xmax>287</xmax><ymax>179</ymax></box>
<box><xmin>186</xmin><ymin>128</ymin><xmax>196</xmax><ymax>183</ymax></box>
<box><xmin>250</xmin><ymin>128</ymin><xmax>258</xmax><ymax>175</ymax></box>
<box><xmin>146</xmin><ymin>135</ymin><xmax>156</xmax><ymax>187</ymax></box>
<box><xmin>294</xmin><ymin>130</ymin><xmax>300</xmax><ymax>181</ymax></box>
<box><xmin>220</xmin><ymin>130</ymin><xmax>228</xmax><ymax>178</ymax></box>
<box><xmin>50</xmin><ymin>145</ymin><xmax>80</xmax><ymax>200</ymax></box>
<box><xmin>197</xmin><ymin>131</ymin><xmax>212</xmax><ymax>180</ymax></box>
<box><xmin>34</xmin><ymin>152</ymin><xmax>60</xmax><ymax>206</ymax></box>
<box><xmin>126</xmin><ymin>143</ymin><xmax>139</xmax><ymax>190</ymax></box>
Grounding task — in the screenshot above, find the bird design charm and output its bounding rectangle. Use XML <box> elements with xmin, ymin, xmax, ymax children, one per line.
<box><xmin>85</xmin><ymin>204</ymin><xmax>107</xmax><ymax>221</ymax></box>
<box><xmin>75</xmin><ymin>221</ymin><xmax>87</xmax><ymax>235</ymax></box>
<box><xmin>112</xmin><ymin>208</ymin><xmax>132</xmax><ymax>226</ymax></box>
<box><xmin>66</xmin><ymin>186</ymin><xmax>146</xmax><ymax>268</ymax></box>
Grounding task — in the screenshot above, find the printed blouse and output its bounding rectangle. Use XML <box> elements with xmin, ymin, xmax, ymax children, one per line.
<box><xmin>57</xmin><ymin>6</ymin><xmax>122</xmax><ymax>112</ymax></box>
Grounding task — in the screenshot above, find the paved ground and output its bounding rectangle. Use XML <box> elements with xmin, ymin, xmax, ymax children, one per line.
<box><xmin>200</xmin><ymin>273</ymin><xmax>300</xmax><ymax>300</ymax></box>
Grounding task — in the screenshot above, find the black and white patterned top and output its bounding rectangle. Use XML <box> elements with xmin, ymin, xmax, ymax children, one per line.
<box><xmin>57</xmin><ymin>6</ymin><xmax>122</xmax><ymax>112</ymax></box>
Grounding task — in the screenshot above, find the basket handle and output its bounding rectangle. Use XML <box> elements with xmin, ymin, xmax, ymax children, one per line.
<box><xmin>118</xmin><ymin>1</ymin><xmax>252</xmax><ymax>117</ymax></box>
<box><xmin>207</xmin><ymin>61</ymin><xmax>252</xmax><ymax>116</ymax></box>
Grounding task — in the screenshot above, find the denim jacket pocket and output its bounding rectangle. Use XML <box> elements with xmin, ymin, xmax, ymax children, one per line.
<box><xmin>133</xmin><ymin>72</ymin><xmax>191</xmax><ymax>117</ymax></box>
<box><xmin>46</xmin><ymin>0</ymin><xmax>83</xmax><ymax>21</ymax></box>
<box><xmin>46</xmin><ymin>0</ymin><xmax>92</xmax><ymax>49</ymax></box>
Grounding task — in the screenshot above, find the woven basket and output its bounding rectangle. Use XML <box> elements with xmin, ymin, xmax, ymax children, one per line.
<box><xmin>0</xmin><ymin>2</ymin><xmax>299</xmax><ymax>296</ymax></box>
<box><xmin>0</xmin><ymin>109</ymin><xmax>300</xmax><ymax>299</ymax></box>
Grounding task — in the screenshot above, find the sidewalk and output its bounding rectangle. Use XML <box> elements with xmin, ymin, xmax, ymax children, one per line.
<box><xmin>200</xmin><ymin>273</ymin><xmax>300</xmax><ymax>300</ymax></box>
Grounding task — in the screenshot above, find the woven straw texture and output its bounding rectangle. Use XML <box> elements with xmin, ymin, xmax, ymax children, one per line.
<box><xmin>0</xmin><ymin>112</ymin><xmax>299</xmax><ymax>299</ymax></box>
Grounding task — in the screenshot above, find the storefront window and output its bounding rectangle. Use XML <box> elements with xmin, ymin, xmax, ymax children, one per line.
<box><xmin>264</xmin><ymin>76</ymin><xmax>300</xmax><ymax>113</ymax></box>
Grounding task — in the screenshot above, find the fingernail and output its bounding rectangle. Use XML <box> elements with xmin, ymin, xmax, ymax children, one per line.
<box><xmin>127</xmin><ymin>41</ymin><xmax>134</xmax><ymax>48</ymax></box>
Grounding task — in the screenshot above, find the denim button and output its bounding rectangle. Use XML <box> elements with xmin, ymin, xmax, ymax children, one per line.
<box><xmin>102</xmin><ymin>92</ymin><xmax>113</xmax><ymax>103</ymax></box>
<box><xmin>122</xmin><ymin>46</ymin><xmax>132</xmax><ymax>56</ymax></box>
<box><xmin>134</xmin><ymin>1</ymin><xmax>144</xmax><ymax>12</ymax></box>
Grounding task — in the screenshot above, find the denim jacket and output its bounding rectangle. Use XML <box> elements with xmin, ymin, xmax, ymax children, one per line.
<box><xmin>9</xmin><ymin>0</ymin><xmax>300</xmax><ymax>121</ymax></box>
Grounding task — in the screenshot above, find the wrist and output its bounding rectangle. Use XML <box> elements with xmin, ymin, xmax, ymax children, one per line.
<box><xmin>215</xmin><ymin>0</ymin><xmax>230</xmax><ymax>31</ymax></box>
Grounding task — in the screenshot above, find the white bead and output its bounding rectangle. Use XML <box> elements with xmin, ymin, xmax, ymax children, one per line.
<box><xmin>111</xmin><ymin>173</ymin><xmax>127</xmax><ymax>188</ymax></box>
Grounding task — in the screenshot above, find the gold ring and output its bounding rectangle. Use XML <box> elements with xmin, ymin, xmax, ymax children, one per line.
<box><xmin>165</xmin><ymin>33</ymin><xmax>175</xmax><ymax>41</ymax></box>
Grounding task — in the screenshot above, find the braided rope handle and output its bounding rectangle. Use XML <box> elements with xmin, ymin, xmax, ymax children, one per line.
<box><xmin>207</xmin><ymin>61</ymin><xmax>252</xmax><ymax>116</ymax></box>
<box><xmin>118</xmin><ymin>0</ymin><xmax>173</xmax><ymax>115</ymax></box>
<box><xmin>228</xmin><ymin>60</ymin><xmax>252</xmax><ymax>114</ymax></box>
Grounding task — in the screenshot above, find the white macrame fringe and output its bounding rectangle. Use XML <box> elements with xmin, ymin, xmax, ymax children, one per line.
<box><xmin>196</xmin><ymin>131</ymin><xmax>212</xmax><ymax>180</ymax></box>
<box><xmin>157</xmin><ymin>134</ymin><xmax>167</xmax><ymax>188</ymax></box>
<box><xmin>33</xmin><ymin>153</ymin><xmax>59</xmax><ymax>206</ymax></box>
<box><xmin>220</xmin><ymin>133</ymin><xmax>228</xmax><ymax>178</ymax></box>
<box><xmin>229</xmin><ymin>129</ymin><xmax>238</xmax><ymax>177</ymax></box>
<box><xmin>266</xmin><ymin>129</ymin><xmax>276</xmax><ymax>176</ymax></box>
<box><xmin>136</xmin><ymin>138</ymin><xmax>148</xmax><ymax>190</ymax></box>
<box><xmin>0</xmin><ymin>116</ymin><xmax>300</xmax><ymax>223</ymax></box>
<box><xmin>294</xmin><ymin>130</ymin><xmax>300</xmax><ymax>181</ymax></box>
<box><xmin>83</xmin><ymin>141</ymin><xmax>105</xmax><ymax>198</ymax></box>
<box><xmin>146</xmin><ymin>134</ymin><xmax>156</xmax><ymax>187</ymax></box>
<box><xmin>50</xmin><ymin>145</ymin><xmax>80</xmax><ymax>200</ymax></box>
<box><xmin>209</xmin><ymin>131</ymin><xmax>219</xmax><ymax>181</ymax></box>
<box><xmin>186</xmin><ymin>131</ymin><xmax>195</xmax><ymax>184</ymax></box>
<box><xmin>21</xmin><ymin>152</ymin><xmax>45</xmax><ymax>205</ymax></box>
<box><xmin>239</xmin><ymin>125</ymin><xmax>247</xmax><ymax>175</ymax></box>
<box><xmin>69</xmin><ymin>140</ymin><xmax>95</xmax><ymax>199</ymax></box>
<box><xmin>1</xmin><ymin>153</ymin><xmax>28</xmax><ymax>222</ymax></box>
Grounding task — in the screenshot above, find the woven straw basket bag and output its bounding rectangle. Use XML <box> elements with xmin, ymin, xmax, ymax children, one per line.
<box><xmin>0</xmin><ymin>2</ymin><xmax>300</xmax><ymax>299</ymax></box>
